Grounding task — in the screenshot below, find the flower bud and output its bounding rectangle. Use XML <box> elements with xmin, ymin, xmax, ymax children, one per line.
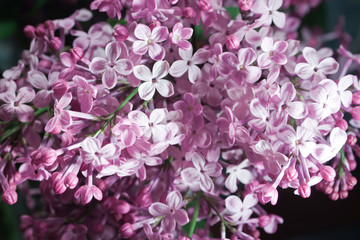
<box><xmin>198</xmin><ymin>0</ymin><xmax>212</xmax><ymax>12</ymax></box>
<box><xmin>349</xmin><ymin>159</ymin><xmax>357</xmax><ymax>171</ymax></box>
<box><xmin>346</xmin><ymin>176</ymin><xmax>357</xmax><ymax>188</ymax></box>
<box><xmin>119</xmin><ymin>223</ymin><xmax>134</xmax><ymax>238</ymax></box>
<box><xmin>320</xmin><ymin>166</ymin><xmax>336</xmax><ymax>182</ymax></box>
<box><xmin>70</xmin><ymin>47</ymin><xmax>84</xmax><ymax>62</ymax></box>
<box><xmin>149</xmin><ymin>21</ymin><xmax>161</xmax><ymax>30</ymax></box>
<box><xmin>258</xmin><ymin>215</ymin><xmax>270</xmax><ymax>228</ymax></box>
<box><xmin>183</xmin><ymin>7</ymin><xmax>195</xmax><ymax>18</ymax></box>
<box><xmin>92</xmin><ymin>222</ymin><xmax>105</xmax><ymax>234</ymax></box>
<box><xmin>238</xmin><ymin>0</ymin><xmax>253</xmax><ymax>11</ymax></box>
<box><xmin>64</xmin><ymin>173</ymin><xmax>79</xmax><ymax>189</ymax></box>
<box><xmin>38</xmin><ymin>59</ymin><xmax>52</xmax><ymax>69</ymax></box>
<box><xmin>52</xmin><ymin>79</ymin><xmax>68</xmax><ymax>98</ymax></box>
<box><xmin>24</xmin><ymin>25</ymin><xmax>36</xmax><ymax>38</ymax></box>
<box><xmin>113</xmin><ymin>25</ymin><xmax>129</xmax><ymax>42</ymax></box>
<box><xmin>351</xmin><ymin>106</ymin><xmax>360</xmax><ymax>120</ymax></box>
<box><xmin>329</xmin><ymin>191</ymin><xmax>339</xmax><ymax>201</ymax></box>
<box><xmin>30</xmin><ymin>148</ymin><xmax>57</xmax><ymax>166</ymax></box>
<box><xmin>258</xmin><ymin>183</ymin><xmax>278</xmax><ymax>205</ymax></box>
<box><xmin>335</xmin><ymin>119</ymin><xmax>348</xmax><ymax>131</ymax></box>
<box><xmin>226</xmin><ymin>35</ymin><xmax>240</xmax><ymax>50</ymax></box>
<box><xmin>352</xmin><ymin>91</ymin><xmax>360</xmax><ymax>105</ymax></box>
<box><xmin>2</xmin><ymin>189</ymin><xmax>18</xmax><ymax>205</ymax></box>
<box><xmin>347</xmin><ymin>134</ymin><xmax>357</xmax><ymax>146</ymax></box>
<box><xmin>44</xmin><ymin>20</ymin><xmax>55</xmax><ymax>32</ymax></box>
<box><xmin>324</xmin><ymin>185</ymin><xmax>333</xmax><ymax>194</ymax></box>
<box><xmin>298</xmin><ymin>184</ymin><xmax>311</xmax><ymax>198</ymax></box>
<box><xmin>35</xmin><ymin>25</ymin><xmax>46</xmax><ymax>38</ymax></box>
<box><xmin>49</xmin><ymin>37</ymin><xmax>62</xmax><ymax>51</ymax></box>
<box><xmin>114</xmin><ymin>200</ymin><xmax>131</xmax><ymax>214</ymax></box>
<box><xmin>339</xmin><ymin>190</ymin><xmax>348</xmax><ymax>199</ymax></box>
<box><xmin>285</xmin><ymin>166</ymin><xmax>298</xmax><ymax>182</ymax></box>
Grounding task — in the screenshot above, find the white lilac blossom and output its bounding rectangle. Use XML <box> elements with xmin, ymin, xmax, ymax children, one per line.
<box><xmin>0</xmin><ymin>0</ymin><xmax>360</xmax><ymax>240</ymax></box>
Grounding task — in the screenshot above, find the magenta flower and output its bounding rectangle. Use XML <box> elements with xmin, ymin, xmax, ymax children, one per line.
<box><xmin>132</xmin><ymin>23</ymin><xmax>168</xmax><ymax>61</ymax></box>
<box><xmin>169</xmin><ymin>22</ymin><xmax>193</xmax><ymax>51</ymax></box>
<box><xmin>181</xmin><ymin>152</ymin><xmax>222</xmax><ymax>193</ymax></box>
<box><xmin>89</xmin><ymin>41</ymin><xmax>133</xmax><ymax>89</ymax></box>
<box><xmin>169</xmin><ymin>46</ymin><xmax>210</xmax><ymax>83</ymax></box>
<box><xmin>45</xmin><ymin>92</ymin><xmax>72</xmax><ymax>134</ymax></box>
<box><xmin>251</xmin><ymin>0</ymin><xmax>286</xmax><ymax>28</ymax></box>
<box><xmin>220</xmin><ymin>47</ymin><xmax>261</xmax><ymax>84</ymax></box>
<box><xmin>0</xmin><ymin>87</ymin><xmax>35</xmax><ymax>122</ymax></box>
<box><xmin>258</xmin><ymin>37</ymin><xmax>288</xmax><ymax>69</ymax></box>
<box><xmin>224</xmin><ymin>194</ymin><xmax>258</xmax><ymax>222</ymax></box>
<box><xmin>28</xmin><ymin>70</ymin><xmax>58</xmax><ymax>108</ymax></box>
<box><xmin>112</xmin><ymin>118</ymin><xmax>142</xmax><ymax>147</ymax></box>
<box><xmin>173</xmin><ymin>93</ymin><xmax>203</xmax><ymax>124</ymax></box>
<box><xmin>73</xmin><ymin>75</ymin><xmax>98</xmax><ymax>113</ymax></box>
<box><xmin>80</xmin><ymin>137</ymin><xmax>119</xmax><ymax>169</ymax></box>
<box><xmin>128</xmin><ymin>108</ymin><xmax>170</xmax><ymax>142</ymax></box>
<box><xmin>74</xmin><ymin>185</ymin><xmax>103</xmax><ymax>205</ymax></box>
<box><xmin>148</xmin><ymin>191</ymin><xmax>189</xmax><ymax>232</ymax></box>
<box><xmin>133</xmin><ymin>60</ymin><xmax>174</xmax><ymax>100</ymax></box>
<box><xmin>225</xmin><ymin>160</ymin><xmax>253</xmax><ymax>193</ymax></box>
<box><xmin>295</xmin><ymin>47</ymin><xmax>339</xmax><ymax>80</ymax></box>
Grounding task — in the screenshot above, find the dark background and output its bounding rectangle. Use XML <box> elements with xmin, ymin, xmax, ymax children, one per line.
<box><xmin>1</xmin><ymin>0</ymin><xmax>360</xmax><ymax>239</ymax></box>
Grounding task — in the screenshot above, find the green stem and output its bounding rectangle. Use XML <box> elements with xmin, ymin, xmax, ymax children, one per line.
<box><xmin>188</xmin><ymin>193</ymin><xmax>201</xmax><ymax>238</ymax></box>
<box><xmin>93</xmin><ymin>87</ymin><xmax>138</xmax><ymax>137</ymax></box>
<box><xmin>0</xmin><ymin>107</ymin><xmax>49</xmax><ymax>143</ymax></box>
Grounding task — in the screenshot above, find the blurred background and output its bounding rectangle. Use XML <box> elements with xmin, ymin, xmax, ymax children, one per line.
<box><xmin>1</xmin><ymin>0</ymin><xmax>360</xmax><ymax>239</ymax></box>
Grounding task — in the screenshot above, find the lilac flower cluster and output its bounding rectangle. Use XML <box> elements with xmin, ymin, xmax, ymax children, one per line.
<box><xmin>1</xmin><ymin>0</ymin><xmax>359</xmax><ymax>239</ymax></box>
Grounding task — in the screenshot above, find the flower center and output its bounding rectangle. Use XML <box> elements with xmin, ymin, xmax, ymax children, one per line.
<box><xmin>147</xmin><ymin>39</ymin><xmax>153</xmax><ymax>45</ymax></box>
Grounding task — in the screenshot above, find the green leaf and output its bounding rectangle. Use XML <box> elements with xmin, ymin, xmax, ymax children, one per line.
<box><xmin>0</xmin><ymin>21</ymin><xmax>17</xmax><ymax>40</ymax></box>
<box><xmin>225</xmin><ymin>7</ymin><xmax>240</xmax><ymax>20</ymax></box>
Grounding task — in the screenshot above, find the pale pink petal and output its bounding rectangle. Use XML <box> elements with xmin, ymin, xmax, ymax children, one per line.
<box><xmin>180</xmin><ymin>28</ymin><xmax>193</xmax><ymax>39</ymax></box>
<box><xmin>225</xmin><ymin>174</ymin><xmax>238</xmax><ymax>193</ymax></box>
<box><xmin>105</xmin><ymin>42</ymin><xmax>121</xmax><ymax>63</ymax></box>
<box><xmin>287</xmin><ymin>101</ymin><xmax>308</xmax><ymax>119</ymax></box>
<box><xmin>134</xmin><ymin>23</ymin><xmax>151</xmax><ymax>40</ymax></box>
<box><xmin>89</xmin><ymin>57</ymin><xmax>107</xmax><ymax>74</ymax></box>
<box><xmin>225</xmin><ymin>195</ymin><xmax>242</xmax><ymax>213</ymax></box>
<box><xmin>261</xmin><ymin>37</ymin><xmax>274</xmax><ymax>53</ymax></box>
<box><xmin>152</xmin><ymin>60</ymin><xmax>169</xmax><ymax>79</ymax></box>
<box><xmin>99</xmin><ymin>143</ymin><xmax>118</xmax><ymax>159</ymax></box>
<box><xmin>295</xmin><ymin>63</ymin><xmax>314</xmax><ymax>79</ymax></box>
<box><xmin>329</xmin><ymin>127</ymin><xmax>347</xmax><ymax>151</ymax></box>
<box><xmin>110</xmin><ymin>60</ymin><xmax>131</xmax><ymax>76</ymax></box>
<box><xmin>272</xmin><ymin>11</ymin><xmax>286</xmax><ymax>29</ymax></box>
<box><xmin>148</xmin><ymin>43</ymin><xmax>165</xmax><ymax>60</ymax></box>
<box><xmin>277</xmin><ymin>125</ymin><xmax>296</xmax><ymax>143</ymax></box>
<box><xmin>166</xmin><ymin>191</ymin><xmax>182</xmax><ymax>209</ymax></box>
<box><xmin>81</xmin><ymin>137</ymin><xmax>101</xmax><ymax>153</ymax></box>
<box><xmin>149</xmin><ymin>202</ymin><xmax>170</xmax><ymax>216</ymax></box>
<box><xmin>179</xmin><ymin>47</ymin><xmax>193</xmax><ymax>61</ymax></box>
<box><xmin>57</xmin><ymin>92</ymin><xmax>72</xmax><ymax>109</ymax></box>
<box><xmin>191</xmin><ymin>49</ymin><xmax>210</xmax><ymax>65</ymax></box>
<box><xmin>203</xmin><ymin>162</ymin><xmax>222</xmax><ymax>177</ymax></box>
<box><xmin>281</xmin><ymin>82</ymin><xmax>296</xmax><ymax>103</ymax></box>
<box><xmin>0</xmin><ymin>104</ymin><xmax>14</xmax><ymax>121</ymax></box>
<box><xmin>151</xmin><ymin>26</ymin><xmax>169</xmax><ymax>42</ymax></box>
<box><xmin>156</xmin><ymin>80</ymin><xmax>174</xmax><ymax>98</ymax></box>
<box><xmin>338</xmin><ymin>75</ymin><xmax>354</xmax><ymax>91</ymax></box>
<box><xmin>177</xmin><ymin>40</ymin><xmax>192</xmax><ymax>51</ymax></box>
<box><xmin>16</xmin><ymin>87</ymin><xmax>35</xmax><ymax>103</ymax></box>
<box><xmin>28</xmin><ymin>70</ymin><xmax>48</xmax><ymax>89</ymax></box>
<box><xmin>272</xmin><ymin>53</ymin><xmax>287</xmax><ymax>65</ymax></box>
<box><xmin>188</xmin><ymin>65</ymin><xmax>202</xmax><ymax>83</ymax></box>
<box><xmin>318</xmin><ymin>57</ymin><xmax>339</xmax><ymax>75</ymax></box>
<box><xmin>173</xmin><ymin>209</ymin><xmax>189</xmax><ymax>226</ymax></box>
<box><xmin>200</xmin><ymin>174</ymin><xmax>214</xmax><ymax>193</ymax></box>
<box><xmin>149</xmin><ymin>108</ymin><xmax>167</xmax><ymax>124</ymax></box>
<box><xmin>128</xmin><ymin>111</ymin><xmax>149</xmax><ymax>126</ymax></box>
<box><xmin>181</xmin><ymin>168</ymin><xmax>200</xmax><ymax>182</ymax></box>
<box><xmin>132</xmin><ymin>41</ymin><xmax>149</xmax><ymax>55</ymax></box>
<box><xmin>236</xmin><ymin>169</ymin><xmax>253</xmax><ymax>184</ymax></box>
<box><xmin>243</xmin><ymin>194</ymin><xmax>258</xmax><ymax>208</ymax></box>
<box><xmin>138</xmin><ymin>82</ymin><xmax>156</xmax><ymax>100</ymax></box>
<box><xmin>340</xmin><ymin>91</ymin><xmax>352</xmax><ymax>108</ymax></box>
<box><xmin>245</xmin><ymin>66</ymin><xmax>262</xmax><ymax>83</ymax></box>
<box><xmin>162</xmin><ymin>216</ymin><xmax>175</xmax><ymax>233</ymax></box>
<box><xmin>302</xmin><ymin>47</ymin><xmax>319</xmax><ymax>66</ymax></box>
<box><xmin>60</xmin><ymin>52</ymin><xmax>73</xmax><ymax>68</ymax></box>
<box><xmin>251</xmin><ymin>0</ymin><xmax>267</xmax><ymax>14</ymax></box>
<box><xmin>299</xmin><ymin>142</ymin><xmax>316</xmax><ymax>158</ymax></box>
<box><xmin>169</xmin><ymin>60</ymin><xmax>188</xmax><ymax>77</ymax></box>
<box><xmin>133</xmin><ymin>65</ymin><xmax>152</xmax><ymax>82</ymax></box>
<box><xmin>238</xmin><ymin>48</ymin><xmax>257</xmax><ymax>66</ymax></box>
<box><xmin>15</xmin><ymin>104</ymin><xmax>34</xmax><ymax>122</ymax></box>
<box><xmin>257</xmin><ymin>53</ymin><xmax>272</xmax><ymax>69</ymax></box>
<box><xmin>102</xmin><ymin>68</ymin><xmax>117</xmax><ymax>89</ymax></box>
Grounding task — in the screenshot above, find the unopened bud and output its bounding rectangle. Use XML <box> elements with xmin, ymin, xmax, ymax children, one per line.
<box><xmin>320</xmin><ymin>166</ymin><xmax>336</xmax><ymax>182</ymax></box>
<box><xmin>352</xmin><ymin>91</ymin><xmax>360</xmax><ymax>105</ymax></box>
<box><xmin>70</xmin><ymin>47</ymin><xmax>84</xmax><ymax>62</ymax></box>
<box><xmin>285</xmin><ymin>166</ymin><xmax>298</xmax><ymax>182</ymax></box>
<box><xmin>2</xmin><ymin>189</ymin><xmax>18</xmax><ymax>205</ymax></box>
<box><xmin>24</xmin><ymin>25</ymin><xmax>36</xmax><ymax>38</ymax></box>
<box><xmin>64</xmin><ymin>173</ymin><xmax>78</xmax><ymax>189</ymax></box>
<box><xmin>238</xmin><ymin>0</ymin><xmax>253</xmax><ymax>11</ymax></box>
<box><xmin>30</xmin><ymin>148</ymin><xmax>57</xmax><ymax>166</ymax></box>
<box><xmin>113</xmin><ymin>25</ymin><xmax>129</xmax><ymax>42</ymax></box>
<box><xmin>149</xmin><ymin>21</ymin><xmax>161</xmax><ymax>31</ymax></box>
<box><xmin>258</xmin><ymin>215</ymin><xmax>271</xmax><ymax>228</ymax></box>
<box><xmin>351</xmin><ymin>106</ymin><xmax>360</xmax><ymax>120</ymax></box>
<box><xmin>119</xmin><ymin>223</ymin><xmax>134</xmax><ymax>238</ymax></box>
<box><xmin>298</xmin><ymin>184</ymin><xmax>311</xmax><ymax>198</ymax></box>
<box><xmin>226</xmin><ymin>35</ymin><xmax>240</xmax><ymax>50</ymax></box>
<box><xmin>347</xmin><ymin>134</ymin><xmax>357</xmax><ymax>146</ymax></box>
<box><xmin>183</xmin><ymin>7</ymin><xmax>195</xmax><ymax>18</ymax></box>
<box><xmin>198</xmin><ymin>0</ymin><xmax>212</xmax><ymax>12</ymax></box>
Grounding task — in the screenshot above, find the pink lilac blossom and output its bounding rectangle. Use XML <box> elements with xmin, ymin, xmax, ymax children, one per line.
<box><xmin>1</xmin><ymin>0</ymin><xmax>360</xmax><ymax>239</ymax></box>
